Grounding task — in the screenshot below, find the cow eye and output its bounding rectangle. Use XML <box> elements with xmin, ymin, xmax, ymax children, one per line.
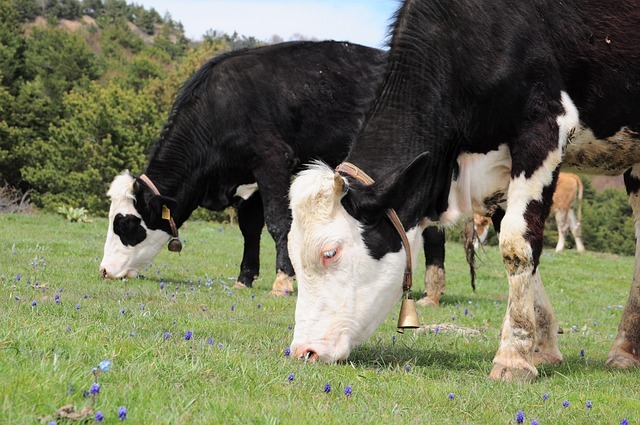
<box><xmin>321</xmin><ymin>246</ymin><xmax>340</xmax><ymax>266</ymax></box>
<box><xmin>322</xmin><ymin>249</ymin><xmax>337</xmax><ymax>259</ymax></box>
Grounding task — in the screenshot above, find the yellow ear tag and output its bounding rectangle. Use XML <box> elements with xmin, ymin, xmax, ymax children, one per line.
<box><xmin>162</xmin><ymin>205</ymin><xmax>171</xmax><ymax>220</ymax></box>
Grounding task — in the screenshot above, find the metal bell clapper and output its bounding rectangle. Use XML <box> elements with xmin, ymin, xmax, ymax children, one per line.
<box><xmin>397</xmin><ymin>291</ymin><xmax>420</xmax><ymax>333</ymax></box>
<box><xmin>168</xmin><ymin>238</ymin><xmax>182</xmax><ymax>252</ymax></box>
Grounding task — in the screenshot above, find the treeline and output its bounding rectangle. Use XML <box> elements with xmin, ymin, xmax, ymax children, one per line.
<box><xmin>0</xmin><ymin>0</ymin><xmax>261</xmax><ymax>214</ymax></box>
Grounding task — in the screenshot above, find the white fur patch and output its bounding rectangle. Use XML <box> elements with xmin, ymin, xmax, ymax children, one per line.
<box><xmin>234</xmin><ymin>183</ymin><xmax>259</xmax><ymax>200</ymax></box>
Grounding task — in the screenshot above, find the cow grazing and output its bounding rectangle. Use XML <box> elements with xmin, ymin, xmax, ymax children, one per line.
<box><xmin>473</xmin><ymin>172</ymin><xmax>585</xmax><ymax>252</ymax></box>
<box><xmin>99</xmin><ymin>41</ymin><xmax>386</xmax><ymax>295</ymax></box>
<box><xmin>287</xmin><ymin>0</ymin><xmax>640</xmax><ymax>381</ymax></box>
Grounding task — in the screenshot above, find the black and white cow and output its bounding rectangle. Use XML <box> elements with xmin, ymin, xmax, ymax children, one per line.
<box><xmin>99</xmin><ymin>41</ymin><xmax>386</xmax><ymax>295</ymax></box>
<box><xmin>288</xmin><ymin>0</ymin><xmax>640</xmax><ymax>381</ymax></box>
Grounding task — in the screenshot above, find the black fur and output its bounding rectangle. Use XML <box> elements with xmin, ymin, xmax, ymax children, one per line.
<box><xmin>113</xmin><ymin>214</ymin><xmax>147</xmax><ymax>246</ymax></box>
<box><xmin>130</xmin><ymin>41</ymin><xmax>387</xmax><ymax>287</ymax></box>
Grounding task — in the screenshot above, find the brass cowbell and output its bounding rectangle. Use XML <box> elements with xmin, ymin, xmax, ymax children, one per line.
<box><xmin>397</xmin><ymin>291</ymin><xmax>419</xmax><ymax>333</ymax></box>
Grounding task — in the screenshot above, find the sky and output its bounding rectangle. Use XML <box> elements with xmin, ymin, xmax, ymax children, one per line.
<box><xmin>132</xmin><ymin>0</ymin><xmax>400</xmax><ymax>49</ymax></box>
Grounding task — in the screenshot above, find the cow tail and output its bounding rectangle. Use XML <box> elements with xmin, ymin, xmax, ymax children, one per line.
<box><xmin>462</xmin><ymin>217</ymin><xmax>476</xmax><ymax>292</ymax></box>
<box><xmin>575</xmin><ymin>175</ymin><xmax>583</xmax><ymax>225</ymax></box>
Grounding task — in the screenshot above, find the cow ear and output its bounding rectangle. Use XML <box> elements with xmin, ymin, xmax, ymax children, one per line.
<box><xmin>147</xmin><ymin>195</ymin><xmax>178</xmax><ymax>224</ymax></box>
<box><xmin>372</xmin><ymin>152</ymin><xmax>432</xmax><ymax>210</ymax></box>
<box><xmin>341</xmin><ymin>153</ymin><xmax>434</xmax><ymax>224</ymax></box>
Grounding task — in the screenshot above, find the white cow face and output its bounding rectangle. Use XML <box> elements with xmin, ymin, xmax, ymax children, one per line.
<box><xmin>287</xmin><ymin>162</ymin><xmax>426</xmax><ymax>363</ymax></box>
<box><xmin>100</xmin><ymin>171</ymin><xmax>172</xmax><ymax>279</ymax></box>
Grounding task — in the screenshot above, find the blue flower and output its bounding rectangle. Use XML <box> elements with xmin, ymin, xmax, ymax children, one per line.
<box><xmin>344</xmin><ymin>385</ymin><xmax>352</xmax><ymax>396</ymax></box>
<box><xmin>55</xmin><ymin>294</ymin><xmax>60</xmax><ymax>303</ymax></box>
<box><xmin>164</xmin><ymin>332</ymin><xmax>170</xmax><ymax>340</ymax></box>
<box><xmin>324</xmin><ymin>383</ymin><xmax>331</xmax><ymax>393</ymax></box>
<box><xmin>542</xmin><ymin>393</ymin><xmax>549</xmax><ymax>401</ymax></box>
<box><xmin>621</xmin><ymin>419</ymin><xmax>628</xmax><ymax>425</ymax></box>
<box><xmin>531</xmin><ymin>420</ymin><xmax>539</xmax><ymax>425</ymax></box>
<box><xmin>120</xmin><ymin>309</ymin><xmax>125</xmax><ymax>314</ymax></box>
<box><xmin>95</xmin><ymin>411</ymin><xmax>104</xmax><ymax>422</ymax></box>
<box><xmin>284</xmin><ymin>347</ymin><xmax>291</xmax><ymax>357</ymax></box>
<box><xmin>516</xmin><ymin>410</ymin><xmax>524</xmax><ymax>424</ymax></box>
<box><xmin>404</xmin><ymin>364</ymin><xmax>410</xmax><ymax>372</ymax></box>
<box><xmin>448</xmin><ymin>393</ymin><xmax>455</xmax><ymax>400</ymax></box>
<box><xmin>160</xmin><ymin>282</ymin><xmax>164</xmax><ymax>290</ymax></box>
<box><xmin>117</xmin><ymin>406</ymin><xmax>127</xmax><ymax>420</ymax></box>
<box><xmin>208</xmin><ymin>337</ymin><xmax>214</xmax><ymax>345</ymax></box>
<box><xmin>563</xmin><ymin>400</ymin><xmax>569</xmax><ymax>408</ymax></box>
<box><xmin>76</xmin><ymin>304</ymin><xmax>81</xmax><ymax>310</ymax></box>
<box><xmin>580</xmin><ymin>349</ymin><xmax>585</xmax><ymax>357</ymax></box>
<box><xmin>586</xmin><ymin>400</ymin><xmax>592</xmax><ymax>409</ymax></box>
<box><xmin>140</xmin><ymin>304</ymin><xmax>145</xmax><ymax>310</ymax></box>
<box><xmin>288</xmin><ymin>373</ymin><xmax>294</xmax><ymax>382</ymax></box>
<box><xmin>231</xmin><ymin>305</ymin><xmax>235</xmax><ymax>311</ymax></box>
<box><xmin>185</xmin><ymin>330</ymin><xmax>192</xmax><ymax>340</ymax></box>
<box><xmin>99</xmin><ymin>360</ymin><xmax>111</xmax><ymax>372</ymax></box>
<box><xmin>89</xmin><ymin>382</ymin><xmax>101</xmax><ymax>395</ymax></box>
<box><xmin>31</xmin><ymin>300</ymin><xmax>37</xmax><ymax>307</ymax></box>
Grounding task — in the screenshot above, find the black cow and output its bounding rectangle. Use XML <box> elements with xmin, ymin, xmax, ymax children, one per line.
<box><xmin>288</xmin><ymin>0</ymin><xmax>640</xmax><ymax>381</ymax></box>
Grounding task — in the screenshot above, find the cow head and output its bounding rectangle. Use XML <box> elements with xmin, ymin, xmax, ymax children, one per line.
<box><xmin>287</xmin><ymin>156</ymin><xmax>431</xmax><ymax>363</ymax></box>
<box><xmin>100</xmin><ymin>171</ymin><xmax>177</xmax><ymax>279</ymax></box>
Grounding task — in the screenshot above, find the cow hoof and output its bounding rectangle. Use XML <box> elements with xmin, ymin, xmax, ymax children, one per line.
<box><xmin>605</xmin><ymin>351</ymin><xmax>640</xmax><ymax>369</ymax></box>
<box><xmin>489</xmin><ymin>362</ymin><xmax>538</xmax><ymax>382</ymax></box>
<box><xmin>417</xmin><ymin>296</ymin><xmax>439</xmax><ymax>307</ymax></box>
<box><xmin>270</xmin><ymin>271</ymin><xmax>295</xmax><ymax>296</ymax></box>
<box><xmin>234</xmin><ymin>281</ymin><xmax>249</xmax><ymax>289</ymax></box>
<box><xmin>533</xmin><ymin>351</ymin><xmax>563</xmax><ymax>366</ymax></box>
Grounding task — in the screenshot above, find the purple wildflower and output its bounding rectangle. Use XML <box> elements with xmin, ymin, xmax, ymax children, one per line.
<box><xmin>17</xmin><ymin>274</ymin><xmax>21</xmax><ymax>281</ymax></box>
<box><xmin>120</xmin><ymin>309</ymin><xmax>125</xmax><ymax>314</ymax></box>
<box><xmin>586</xmin><ymin>400</ymin><xmax>592</xmax><ymax>409</ymax></box>
<box><xmin>257</xmin><ymin>303</ymin><xmax>261</xmax><ymax>309</ymax></box>
<box><xmin>160</xmin><ymin>282</ymin><xmax>164</xmax><ymax>290</ymax></box>
<box><xmin>563</xmin><ymin>400</ymin><xmax>569</xmax><ymax>408</ymax></box>
<box><xmin>84</xmin><ymin>294</ymin><xmax>88</xmax><ymax>299</ymax></box>
<box><xmin>140</xmin><ymin>304</ymin><xmax>145</xmax><ymax>310</ymax></box>
<box><xmin>66</xmin><ymin>327</ymin><xmax>71</xmax><ymax>332</ymax></box>
<box><xmin>164</xmin><ymin>332</ymin><xmax>170</xmax><ymax>340</ymax></box>
<box><xmin>89</xmin><ymin>382</ymin><xmax>100</xmax><ymax>395</ymax></box>
<box><xmin>76</xmin><ymin>304</ymin><xmax>80</xmax><ymax>310</ymax></box>
<box><xmin>531</xmin><ymin>421</ymin><xmax>539</xmax><ymax>425</ymax></box>
<box><xmin>117</xmin><ymin>406</ymin><xmax>127</xmax><ymax>420</ymax></box>
<box><xmin>516</xmin><ymin>410</ymin><xmax>524</xmax><ymax>424</ymax></box>
<box><xmin>404</xmin><ymin>364</ymin><xmax>410</xmax><ymax>372</ymax></box>
<box><xmin>31</xmin><ymin>300</ymin><xmax>37</xmax><ymax>307</ymax></box>
<box><xmin>231</xmin><ymin>305</ymin><xmax>235</xmax><ymax>311</ymax></box>
<box><xmin>344</xmin><ymin>385</ymin><xmax>352</xmax><ymax>396</ymax></box>
<box><xmin>288</xmin><ymin>373</ymin><xmax>294</xmax><ymax>382</ymax></box>
<box><xmin>185</xmin><ymin>330</ymin><xmax>192</xmax><ymax>340</ymax></box>
<box><xmin>284</xmin><ymin>347</ymin><xmax>291</xmax><ymax>357</ymax></box>
<box><xmin>542</xmin><ymin>393</ymin><xmax>549</xmax><ymax>401</ymax></box>
<box><xmin>95</xmin><ymin>411</ymin><xmax>104</xmax><ymax>422</ymax></box>
<box><xmin>621</xmin><ymin>419</ymin><xmax>628</xmax><ymax>425</ymax></box>
<box><xmin>448</xmin><ymin>393</ymin><xmax>455</xmax><ymax>400</ymax></box>
<box><xmin>55</xmin><ymin>294</ymin><xmax>60</xmax><ymax>303</ymax></box>
<box><xmin>324</xmin><ymin>383</ymin><xmax>331</xmax><ymax>393</ymax></box>
<box><xmin>580</xmin><ymin>349</ymin><xmax>585</xmax><ymax>357</ymax></box>
<box><xmin>208</xmin><ymin>337</ymin><xmax>214</xmax><ymax>345</ymax></box>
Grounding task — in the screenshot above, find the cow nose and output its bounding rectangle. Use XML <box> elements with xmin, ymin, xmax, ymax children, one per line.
<box><xmin>100</xmin><ymin>268</ymin><xmax>108</xmax><ymax>279</ymax></box>
<box><xmin>296</xmin><ymin>348</ymin><xmax>320</xmax><ymax>363</ymax></box>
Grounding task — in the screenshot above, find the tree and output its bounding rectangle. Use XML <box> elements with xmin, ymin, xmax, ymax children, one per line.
<box><xmin>0</xmin><ymin>0</ymin><xmax>26</xmax><ymax>89</ymax></box>
<box><xmin>22</xmin><ymin>82</ymin><xmax>162</xmax><ymax>213</ymax></box>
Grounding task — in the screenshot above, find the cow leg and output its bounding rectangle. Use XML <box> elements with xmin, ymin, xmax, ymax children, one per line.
<box><xmin>235</xmin><ymin>192</ymin><xmax>265</xmax><ymax>289</ymax></box>
<box><xmin>567</xmin><ymin>209</ymin><xmax>585</xmax><ymax>252</ymax></box>
<box><xmin>489</xmin><ymin>91</ymin><xmax>574</xmax><ymax>382</ymax></box>
<box><xmin>606</xmin><ymin>166</ymin><xmax>640</xmax><ymax>368</ymax></box>
<box><xmin>418</xmin><ymin>226</ymin><xmax>446</xmax><ymax>307</ymax></box>
<box><xmin>532</xmin><ymin>270</ymin><xmax>562</xmax><ymax>365</ymax></box>
<box><xmin>554</xmin><ymin>208</ymin><xmax>568</xmax><ymax>252</ymax></box>
<box><xmin>253</xmin><ymin>140</ymin><xmax>296</xmax><ymax>296</ymax></box>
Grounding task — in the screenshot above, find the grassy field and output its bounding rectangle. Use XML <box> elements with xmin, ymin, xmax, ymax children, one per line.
<box><xmin>1</xmin><ymin>213</ymin><xmax>638</xmax><ymax>424</ymax></box>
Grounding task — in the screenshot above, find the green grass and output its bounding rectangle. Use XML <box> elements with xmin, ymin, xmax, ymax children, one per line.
<box><xmin>1</xmin><ymin>213</ymin><xmax>639</xmax><ymax>424</ymax></box>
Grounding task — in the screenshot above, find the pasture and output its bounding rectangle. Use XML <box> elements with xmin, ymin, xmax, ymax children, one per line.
<box><xmin>1</xmin><ymin>213</ymin><xmax>638</xmax><ymax>424</ymax></box>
